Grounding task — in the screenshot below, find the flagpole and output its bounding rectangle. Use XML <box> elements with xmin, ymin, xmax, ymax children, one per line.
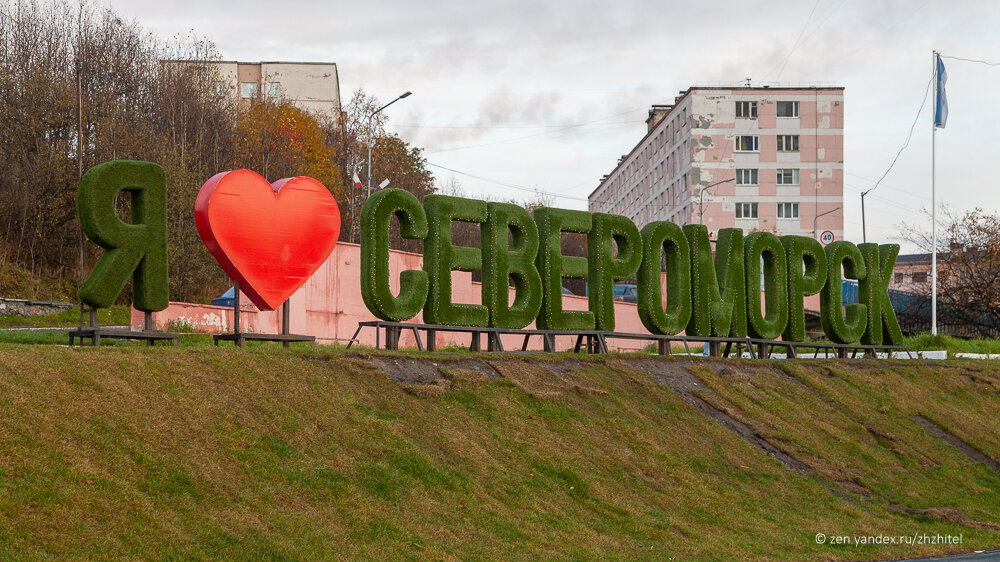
<box><xmin>931</xmin><ymin>50</ymin><xmax>938</xmax><ymax>336</ymax></box>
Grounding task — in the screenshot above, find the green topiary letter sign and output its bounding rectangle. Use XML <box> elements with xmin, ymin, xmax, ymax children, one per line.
<box><xmin>637</xmin><ymin>221</ymin><xmax>691</xmax><ymax>335</ymax></box>
<box><xmin>820</xmin><ymin>241</ymin><xmax>867</xmax><ymax>344</ymax></box>
<box><xmin>360</xmin><ymin>188</ymin><xmax>429</xmax><ymax>322</ymax></box>
<box><xmin>781</xmin><ymin>235</ymin><xmax>827</xmax><ymax>342</ymax></box>
<box><xmin>858</xmin><ymin>243</ymin><xmax>905</xmax><ymax>345</ymax></box>
<box><xmin>77</xmin><ymin>160</ymin><xmax>168</xmax><ymax>312</ymax></box>
<box><xmin>534</xmin><ymin>207</ymin><xmax>593</xmax><ymax>330</ymax></box>
<box><xmin>423</xmin><ymin>194</ymin><xmax>489</xmax><ymax>326</ymax></box>
<box><xmin>685</xmin><ymin>226</ymin><xmax>747</xmax><ymax>337</ymax></box>
<box><xmin>481</xmin><ymin>202</ymin><xmax>542</xmax><ymax>329</ymax></box>
<box><xmin>744</xmin><ymin>232</ymin><xmax>788</xmax><ymax>340</ymax></box>
<box><xmin>588</xmin><ymin>213</ymin><xmax>642</xmax><ymax>331</ymax></box>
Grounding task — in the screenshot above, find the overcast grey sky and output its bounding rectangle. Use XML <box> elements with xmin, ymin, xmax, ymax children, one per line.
<box><xmin>116</xmin><ymin>0</ymin><xmax>1000</xmax><ymax>249</ymax></box>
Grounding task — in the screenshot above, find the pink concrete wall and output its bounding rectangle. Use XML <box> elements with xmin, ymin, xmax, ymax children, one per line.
<box><xmin>134</xmin><ymin>242</ymin><xmax>825</xmax><ymax>351</ymax></box>
<box><xmin>133</xmin><ymin>243</ymin><xmax>655</xmax><ymax>351</ymax></box>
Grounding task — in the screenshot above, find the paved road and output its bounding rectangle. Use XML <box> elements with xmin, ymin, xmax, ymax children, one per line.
<box><xmin>898</xmin><ymin>550</ymin><xmax>1000</xmax><ymax>561</ymax></box>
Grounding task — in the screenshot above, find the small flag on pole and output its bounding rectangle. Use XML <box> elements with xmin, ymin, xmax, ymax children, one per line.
<box><xmin>935</xmin><ymin>56</ymin><xmax>948</xmax><ymax>128</ymax></box>
<box><xmin>353</xmin><ymin>173</ymin><xmax>362</xmax><ymax>188</ymax></box>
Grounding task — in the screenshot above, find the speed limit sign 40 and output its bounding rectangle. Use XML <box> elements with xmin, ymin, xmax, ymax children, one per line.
<box><xmin>820</xmin><ymin>230</ymin><xmax>835</xmax><ymax>246</ymax></box>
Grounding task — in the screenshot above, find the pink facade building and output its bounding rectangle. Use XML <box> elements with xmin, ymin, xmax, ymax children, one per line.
<box><xmin>589</xmin><ymin>85</ymin><xmax>844</xmax><ymax>242</ymax></box>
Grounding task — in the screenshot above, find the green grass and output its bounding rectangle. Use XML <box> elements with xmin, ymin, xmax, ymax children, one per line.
<box><xmin>0</xmin><ymin>346</ymin><xmax>998</xmax><ymax>559</ymax></box>
<box><xmin>905</xmin><ymin>333</ymin><xmax>1000</xmax><ymax>355</ymax></box>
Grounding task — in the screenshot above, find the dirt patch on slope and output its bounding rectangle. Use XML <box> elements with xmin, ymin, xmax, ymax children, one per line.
<box><xmin>371</xmin><ymin>357</ymin><xmax>499</xmax><ymax>383</ymax></box>
<box><xmin>912</xmin><ymin>415</ymin><xmax>1000</xmax><ymax>473</ymax></box>
<box><xmin>631</xmin><ymin>358</ymin><xmax>810</xmax><ymax>472</ymax></box>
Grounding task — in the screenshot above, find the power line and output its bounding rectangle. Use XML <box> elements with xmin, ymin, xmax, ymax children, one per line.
<box><xmin>861</xmin><ymin>71</ymin><xmax>933</xmax><ymax>198</ymax></box>
<box><xmin>765</xmin><ymin>0</ymin><xmax>847</xmax><ymax>81</ymax></box>
<box><xmin>770</xmin><ymin>0</ymin><xmax>822</xmax><ymax>80</ymax></box>
<box><xmin>844</xmin><ymin>171</ymin><xmax>933</xmax><ymax>202</ymax></box>
<box><xmin>427</xmin><ymin>161</ymin><xmax>588</xmax><ymax>202</ymax></box>
<box><xmin>940</xmin><ymin>54</ymin><xmax>1000</xmax><ymax>66</ymax></box>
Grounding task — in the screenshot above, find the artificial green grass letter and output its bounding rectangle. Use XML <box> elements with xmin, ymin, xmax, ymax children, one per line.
<box><xmin>685</xmin><ymin>226</ymin><xmax>747</xmax><ymax>337</ymax></box>
<box><xmin>637</xmin><ymin>221</ymin><xmax>691</xmax><ymax>335</ymax></box>
<box><xmin>858</xmin><ymin>243</ymin><xmax>905</xmax><ymax>345</ymax></box>
<box><xmin>534</xmin><ymin>207</ymin><xmax>594</xmax><ymax>330</ymax></box>
<box><xmin>781</xmin><ymin>235</ymin><xmax>827</xmax><ymax>342</ymax></box>
<box><xmin>744</xmin><ymin>232</ymin><xmax>788</xmax><ymax>340</ymax></box>
<box><xmin>481</xmin><ymin>202</ymin><xmax>542</xmax><ymax>329</ymax></box>
<box><xmin>360</xmin><ymin>189</ymin><xmax>429</xmax><ymax>322</ymax></box>
<box><xmin>77</xmin><ymin>160</ymin><xmax>168</xmax><ymax>312</ymax></box>
<box><xmin>588</xmin><ymin>213</ymin><xmax>642</xmax><ymax>330</ymax></box>
<box><xmin>820</xmin><ymin>241</ymin><xmax>867</xmax><ymax>344</ymax></box>
<box><xmin>423</xmin><ymin>195</ymin><xmax>488</xmax><ymax>326</ymax></box>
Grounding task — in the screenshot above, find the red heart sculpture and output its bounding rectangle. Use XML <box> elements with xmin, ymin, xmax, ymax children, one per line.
<box><xmin>195</xmin><ymin>169</ymin><xmax>341</xmax><ymax>310</ymax></box>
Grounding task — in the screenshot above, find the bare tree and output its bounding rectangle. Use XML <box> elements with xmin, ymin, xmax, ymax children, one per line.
<box><xmin>899</xmin><ymin>207</ymin><xmax>1000</xmax><ymax>337</ymax></box>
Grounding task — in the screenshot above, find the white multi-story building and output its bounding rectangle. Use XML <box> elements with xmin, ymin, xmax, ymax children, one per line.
<box><xmin>589</xmin><ymin>85</ymin><xmax>844</xmax><ymax>244</ymax></box>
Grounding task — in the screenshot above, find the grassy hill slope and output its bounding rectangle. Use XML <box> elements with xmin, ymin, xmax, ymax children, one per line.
<box><xmin>1</xmin><ymin>345</ymin><xmax>999</xmax><ymax>560</ymax></box>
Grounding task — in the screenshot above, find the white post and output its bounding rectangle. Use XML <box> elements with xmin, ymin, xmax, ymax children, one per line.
<box><xmin>931</xmin><ymin>50</ymin><xmax>938</xmax><ymax>336</ymax></box>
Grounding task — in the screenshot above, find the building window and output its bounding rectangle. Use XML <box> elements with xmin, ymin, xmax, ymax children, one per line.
<box><xmin>267</xmin><ymin>82</ymin><xmax>281</xmax><ymax>97</ymax></box>
<box><xmin>736</xmin><ymin>169</ymin><xmax>758</xmax><ymax>186</ymax></box>
<box><xmin>735</xmin><ymin>135</ymin><xmax>759</xmax><ymax>152</ymax></box>
<box><xmin>736</xmin><ymin>101</ymin><xmax>757</xmax><ymax>119</ymax></box>
<box><xmin>777</xmin><ymin>202</ymin><xmax>799</xmax><ymax>219</ymax></box>
<box><xmin>776</xmin><ymin>168</ymin><xmax>800</xmax><ymax>185</ymax></box>
<box><xmin>240</xmin><ymin>82</ymin><xmax>258</xmax><ymax>98</ymax></box>
<box><xmin>735</xmin><ymin>202</ymin><xmax>758</xmax><ymax>219</ymax></box>
<box><xmin>212</xmin><ymin>80</ymin><xmax>227</xmax><ymax>96</ymax></box>
<box><xmin>776</xmin><ymin>101</ymin><xmax>799</xmax><ymax>118</ymax></box>
<box><xmin>894</xmin><ymin>272</ymin><xmax>904</xmax><ymax>283</ymax></box>
<box><xmin>777</xmin><ymin>135</ymin><xmax>799</xmax><ymax>152</ymax></box>
<box><xmin>913</xmin><ymin>272</ymin><xmax>928</xmax><ymax>283</ymax></box>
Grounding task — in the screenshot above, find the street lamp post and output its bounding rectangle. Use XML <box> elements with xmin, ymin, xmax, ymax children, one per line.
<box><xmin>697</xmin><ymin>177</ymin><xmax>736</xmax><ymax>224</ymax></box>
<box><xmin>367</xmin><ymin>91</ymin><xmax>412</xmax><ymax>198</ymax></box>
<box><xmin>813</xmin><ymin>206</ymin><xmax>842</xmax><ymax>239</ymax></box>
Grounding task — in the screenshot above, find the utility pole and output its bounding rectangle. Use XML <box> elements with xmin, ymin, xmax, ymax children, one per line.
<box><xmin>860</xmin><ymin>191</ymin><xmax>867</xmax><ymax>243</ymax></box>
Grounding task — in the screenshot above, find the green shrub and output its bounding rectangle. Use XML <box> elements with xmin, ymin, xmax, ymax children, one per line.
<box><xmin>859</xmin><ymin>243</ymin><xmax>905</xmax><ymax>345</ymax></box>
<box><xmin>360</xmin><ymin>189</ymin><xmax>429</xmax><ymax>322</ymax></box>
<box><xmin>588</xmin><ymin>213</ymin><xmax>642</xmax><ymax>331</ymax></box>
<box><xmin>636</xmin><ymin>221</ymin><xmax>691</xmax><ymax>335</ymax></box>
<box><xmin>781</xmin><ymin>235</ymin><xmax>827</xmax><ymax>342</ymax></box>
<box><xmin>481</xmin><ymin>202</ymin><xmax>542</xmax><ymax>329</ymax></box>
<box><xmin>686</xmin><ymin>226</ymin><xmax>746</xmax><ymax>337</ymax></box>
<box><xmin>422</xmin><ymin>195</ymin><xmax>488</xmax><ymax>326</ymax></box>
<box><xmin>744</xmin><ymin>232</ymin><xmax>788</xmax><ymax>340</ymax></box>
<box><xmin>77</xmin><ymin>160</ymin><xmax>168</xmax><ymax>312</ymax></box>
<box><xmin>534</xmin><ymin>208</ymin><xmax>593</xmax><ymax>330</ymax></box>
<box><xmin>820</xmin><ymin>241</ymin><xmax>867</xmax><ymax>344</ymax></box>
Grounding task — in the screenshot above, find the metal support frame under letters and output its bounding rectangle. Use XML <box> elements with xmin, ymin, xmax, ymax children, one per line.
<box><xmin>68</xmin><ymin>305</ymin><xmax>179</xmax><ymax>346</ymax></box>
<box><xmin>347</xmin><ymin>320</ymin><xmax>912</xmax><ymax>359</ymax></box>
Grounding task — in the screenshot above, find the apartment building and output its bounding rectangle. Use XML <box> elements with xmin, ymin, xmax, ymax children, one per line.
<box><xmin>162</xmin><ymin>60</ymin><xmax>343</xmax><ymax>121</ymax></box>
<box><xmin>589</xmin><ymin>85</ymin><xmax>844</xmax><ymax>243</ymax></box>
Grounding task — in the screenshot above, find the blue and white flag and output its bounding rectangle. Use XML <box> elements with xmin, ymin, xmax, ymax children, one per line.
<box><xmin>935</xmin><ymin>56</ymin><xmax>948</xmax><ymax>128</ymax></box>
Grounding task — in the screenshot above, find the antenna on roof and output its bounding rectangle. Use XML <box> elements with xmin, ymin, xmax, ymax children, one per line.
<box><xmin>745</xmin><ymin>77</ymin><xmax>752</xmax><ymax>87</ymax></box>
